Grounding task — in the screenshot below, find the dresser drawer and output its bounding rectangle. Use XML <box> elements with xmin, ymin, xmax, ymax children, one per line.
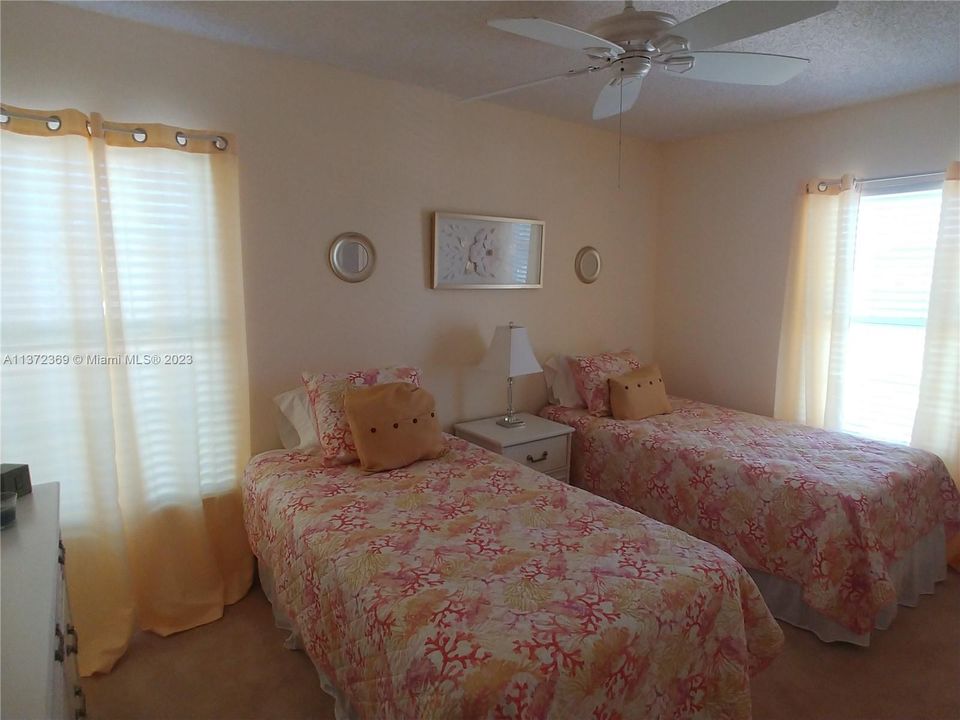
<box><xmin>503</xmin><ymin>435</ymin><xmax>568</xmax><ymax>473</ymax></box>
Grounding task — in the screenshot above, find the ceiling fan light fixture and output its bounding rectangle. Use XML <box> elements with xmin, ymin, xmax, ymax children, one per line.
<box><xmin>584</xmin><ymin>45</ymin><xmax>620</xmax><ymax>59</ymax></box>
<box><xmin>656</xmin><ymin>35</ymin><xmax>690</xmax><ymax>54</ymax></box>
<box><xmin>662</xmin><ymin>56</ymin><xmax>695</xmax><ymax>74</ymax></box>
<box><xmin>615</xmin><ymin>56</ymin><xmax>653</xmax><ymax>80</ymax></box>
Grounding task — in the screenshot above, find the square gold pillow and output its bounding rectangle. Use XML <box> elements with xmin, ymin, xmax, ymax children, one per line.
<box><xmin>344</xmin><ymin>382</ymin><xmax>444</xmax><ymax>472</ymax></box>
<box><xmin>608</xmin><ymin>364</ymin><xmax>672</xmax><ymax>421</ymax></box>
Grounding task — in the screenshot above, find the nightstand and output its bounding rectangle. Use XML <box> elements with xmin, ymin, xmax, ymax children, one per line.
<box><xmin>453</xmin><ymin>412</ymin><xmax>574</xmax><ymax>483</ymax></box>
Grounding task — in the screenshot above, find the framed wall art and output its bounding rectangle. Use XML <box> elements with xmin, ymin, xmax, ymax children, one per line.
<box><xmin>432</xmin><ymin>212</ymin><xmax>545</xmax><ymax>289</ymax></box>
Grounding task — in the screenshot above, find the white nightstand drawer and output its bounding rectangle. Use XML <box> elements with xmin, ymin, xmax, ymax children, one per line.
<box><xmin>503</xmin><ymin>434</ymin><xmax>567</xmax><ymax>473</ymax></box>
<box><xmin>454</xmin><ymin>413</ymin><xmax>574</xmax><ymax>484</ymax></box>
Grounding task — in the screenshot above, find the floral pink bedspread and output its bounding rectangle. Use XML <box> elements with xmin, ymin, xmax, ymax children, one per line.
<box><xmin>541</xmin><ymin>399</ymin><xmax>960</xmax><ymax>635</ymax></box>
<box><xmin>243</xmin><ymin>435</ymin><xmax>783</xmax><ymax>720</ymax></box>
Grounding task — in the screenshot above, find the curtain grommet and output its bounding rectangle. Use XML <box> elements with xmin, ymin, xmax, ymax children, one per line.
<box><xmin>817</xmin><ymin>181</ymin><xmax>828</xmax><ymax>192</ymax></box>
<box><xmin>175</xmin><ymin>131</ymin><xmax>188</xmax><ymax>147</ymax></box>
<box><xmin>46</xmin><ymin>116</ymin><xmax>62</xmax><ymax>132</ymax></box>
<box><xmin>213</xmin><ymin>136</ymin><xmax>228</xmax><ymax>151</ymax></box>
<box><xmin>132</xmin><ymin>128</ymin><xmax>148</xmax><ymax>143</ymax></box>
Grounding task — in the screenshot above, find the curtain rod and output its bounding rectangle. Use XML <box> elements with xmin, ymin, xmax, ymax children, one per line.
<box><xmin>0</xmin><ymin>106</ymin><xmax>226</xmax><ymax>146</ymax></box>
<box><xmin>815</xmin><ymin>170</ymin><xmax>943</xmax><ymax>192</ymax></box>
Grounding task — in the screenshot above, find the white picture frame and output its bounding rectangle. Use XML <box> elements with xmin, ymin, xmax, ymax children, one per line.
<box><xmin>432</xmin><ymin>212</ymin><xmax>545</xmax><ymax>289</ymax></box>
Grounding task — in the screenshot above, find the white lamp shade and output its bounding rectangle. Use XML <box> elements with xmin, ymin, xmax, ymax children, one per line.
<box><xmin>482</xmin><ymin>324</ymin><xmax>543</xmax><ymax>378</ymax></box>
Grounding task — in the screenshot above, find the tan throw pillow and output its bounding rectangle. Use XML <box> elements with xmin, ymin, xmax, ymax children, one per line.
<box><xmin>609</xmin><ymin>364</ymin><xmax>672</xmax><ymax>421</ymax></box>
<box><xmin>344</xmin><ymin>382</ymin><xmax>444</xmax><ymax>472</ymax></box>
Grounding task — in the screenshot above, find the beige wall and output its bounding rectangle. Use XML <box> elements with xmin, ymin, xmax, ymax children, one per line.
<box><xmin>657</xmin><ymin>86</ymin><xmax>960</xmax><ymax>417</ymax></box>
<box><xmin>5</xmin><ymin>3</ymin><xmax>957</xmax><ymax>451</ymax></box>
<box><xmin>1</xmin><ymin>2</ymin><xmax>661</xmax><ymax>452</ymax></box>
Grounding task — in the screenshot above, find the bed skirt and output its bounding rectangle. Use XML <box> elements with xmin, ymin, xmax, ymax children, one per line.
<box><xmin>258</xmin><ymin>561</ymin><xmax>357</xmax><ymax>720</ymax></box>
<box><xmin>748</xmin><ymin>524</ymin><xmax>947</xmax><ymax>646</ymax></box>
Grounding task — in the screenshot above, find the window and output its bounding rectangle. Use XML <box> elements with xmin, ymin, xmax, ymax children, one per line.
<box><xmin>839</xmin><ymin>180</ymin><xmax>944</xmax><ymax>443</ymax></box>
<box><xmin>1</xmin><ymin>127</ymin><xmax>248</xmax><ymax>522</ymax></box>
<box><xmin>1</xmin><ymin>109</ymin><xmax>252</xmax><ymax>676</ymax></box>
<box><xmin>777</xmin><ymin>163</ymin><xmax>958</xmax><ymax>477</ymax></box>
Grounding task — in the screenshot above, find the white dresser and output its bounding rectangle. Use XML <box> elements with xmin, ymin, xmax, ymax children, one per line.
<box><xmin>454</xmin><ymin>412</ymin><xmax>575</xmax><ymax>483</ymax></box>
<box><xmin>1</xmin><ymin>483</ymin><xmax>86</xmax><ymax>720</ymax></box>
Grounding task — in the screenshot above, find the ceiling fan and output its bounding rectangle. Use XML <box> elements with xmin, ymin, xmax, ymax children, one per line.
<box><xmin>465</xmin><ymin>1</ymin><xmax>838</xmax><ymax>119</ymax></box>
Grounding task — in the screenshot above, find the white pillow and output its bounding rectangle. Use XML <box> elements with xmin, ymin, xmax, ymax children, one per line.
<box><xmin>273</xmin><ymin>386</ymin><xmax>319</xmax><ymax>450</ymax></box>
<box><xmin>544</xmin><ymin>355</ymin><xmax>585</xmax><ymax>408</ymax></box>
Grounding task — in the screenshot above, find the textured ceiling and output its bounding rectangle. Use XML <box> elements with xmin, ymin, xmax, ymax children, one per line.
<box><xmin>64</xmin><ymin>1</ymin><xmax>960</xmax><ymax>140</ymax></box>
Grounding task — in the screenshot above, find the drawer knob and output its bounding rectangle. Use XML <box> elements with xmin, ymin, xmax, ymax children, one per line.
<box><xmin>54</xmin><ymin>624</ymin><xmax>64</xmax><ymax>663</ymax></box>
<box><xmin>75</xmin><ymin>685</ymin><xmax>87</xmax><ymax>719</ymax></box>
<box><xmin>66</xmin><ymin>624</ymin><xmax>79</xmax><ymax>655</ymax></box>
<box><xmin>526</xmin><ymin>450</ymin><xmax>549</xmax><ymax>464</ymax></box>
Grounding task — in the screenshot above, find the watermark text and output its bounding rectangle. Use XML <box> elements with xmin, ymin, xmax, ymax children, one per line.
<box><xmin>3</xmin><ymin>353</ymin><xmax>194</xmax><ymax>366</ymax></box>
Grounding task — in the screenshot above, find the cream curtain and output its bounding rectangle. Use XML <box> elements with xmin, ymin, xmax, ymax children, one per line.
<box><xmin>776</xmin><ymin>164</ymin><xmax>960</xmax><ymax>568</ymax></box>
<box><xmin>0</xmin><ymin>106</ymin><xmax>252</xmax><ymax>675</ymax></box>
<box><xmin>774</xmin><ymin>174</ymin><xmax>860</xmax><ymax>428</ymax></box>
<box><xmin>911</xmin><ymin>162</ymin><xmax>959</xmax><ymax>481</ymax></box>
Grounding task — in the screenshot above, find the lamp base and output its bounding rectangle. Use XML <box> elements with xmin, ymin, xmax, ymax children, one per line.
<box><xmin>496</xmin><ymin>415</ymin><xmax>526</xmax><ymax>429</ymax></box>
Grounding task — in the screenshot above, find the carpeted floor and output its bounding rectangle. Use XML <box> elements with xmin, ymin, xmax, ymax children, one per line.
<box><xmin>82</xmin><ymin>572</ymin><xmax>960</xmax><ymax>720</ymax></box>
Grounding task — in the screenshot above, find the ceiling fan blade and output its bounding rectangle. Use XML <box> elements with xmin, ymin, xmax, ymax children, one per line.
<box><xmin>593</xmin><ymin>75</ymin><xmax>643</xmax><ymax>120</ymax></box>
<box><xmin>462</xmin><ymin>66</ymin><xmax>599</xmax><ymax>103</ymax></box>
<box><xmin>488</xmin><ymin>18</ymin><xmax>624</xmax><ymax>56</ymax></box>
<box><xmin>659</xmin><ymin>1</ymin><xmax>838</xmax><ymax>51</ymax></box>
<box><xmin>665</xmin><ymin>51</ymin><xmax>810</xmax><ymax>85</ymax></box>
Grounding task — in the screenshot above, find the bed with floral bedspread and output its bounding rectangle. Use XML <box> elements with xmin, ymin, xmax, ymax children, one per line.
<box><xmin>541</xmin><ymin>398</ymin><xmax>960</xmax><ymax>639</ymax></box>
<box><xmin>242</xmin><ymin>435</ymin><xmax>783</xmax><ymax>720</ymax></box>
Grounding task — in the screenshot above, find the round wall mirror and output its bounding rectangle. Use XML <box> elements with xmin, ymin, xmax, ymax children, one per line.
<box><xmin>575</xmin><ymin>246</ymin><xmax>602</xmax><ymax>284</ymax></box>
<box><xmin>329</xmin><ymin>232</ymin><xmax>376</xmax><ymax>283</ymax></box>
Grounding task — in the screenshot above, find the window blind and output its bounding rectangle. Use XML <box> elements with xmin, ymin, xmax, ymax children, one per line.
<box><xmin>1</xmin><ymin>132</ymin><xmax>245</xmax><ymax>525</ymax></box>
<box><xmin>840</xmin><ymin>185</ymin><xmax>943</xmax><ymax>443</ymax></box>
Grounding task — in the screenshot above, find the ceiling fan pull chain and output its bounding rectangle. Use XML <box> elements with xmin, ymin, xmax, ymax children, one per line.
<box><xmin>618</xmin><ymin>66</ymin><xmax>623</xmax><ymax>191</ymax></box>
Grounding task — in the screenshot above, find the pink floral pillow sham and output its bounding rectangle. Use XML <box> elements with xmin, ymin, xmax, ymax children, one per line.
<box><xmin>302</xmin><ymin>366</ymin><xmax>422</xmax><ymax>465</ymax></box>
<box><xmin>568</xmin><ymin>350</ymin><xmax>643</xmax><ymax>416</ymax></box>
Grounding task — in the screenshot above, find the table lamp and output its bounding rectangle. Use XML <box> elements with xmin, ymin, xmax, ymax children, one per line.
<box><xmin>482</xmin><ymin>322</ymin><xmax>543</xmax><ymax>428</ymax></box>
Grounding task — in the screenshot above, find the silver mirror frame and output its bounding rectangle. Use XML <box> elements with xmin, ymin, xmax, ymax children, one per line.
<box><xmin>574</xmin><ymin>246</ymin><xmax>601</xmax><ymax>284</ymax></box>
<box><xmin>329</xmin><ymin>232</ymin><xmax>376</xmax><ymax>283</ymax></box>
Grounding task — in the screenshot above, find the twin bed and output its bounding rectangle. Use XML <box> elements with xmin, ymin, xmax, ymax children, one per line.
<box><xmin>243</xmin><ymin>435</ymin><xmax>783</xmax><ymax>720</ymax></box>
<box><xmin>541</xmin><ymin>397</ymin><xmax>960</xmax><ymax>644</ymax></box>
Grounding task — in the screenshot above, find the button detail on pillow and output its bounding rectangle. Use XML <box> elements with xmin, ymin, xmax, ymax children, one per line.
<box><xmin>344</xmin><ymin>382</ymin><xmax>444</xmax><ymax>472</ymax></box>
<box><xmin>608</xmin><ymin>365</ymin><xmax>672</xmax><ymax>421</ymax></box>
